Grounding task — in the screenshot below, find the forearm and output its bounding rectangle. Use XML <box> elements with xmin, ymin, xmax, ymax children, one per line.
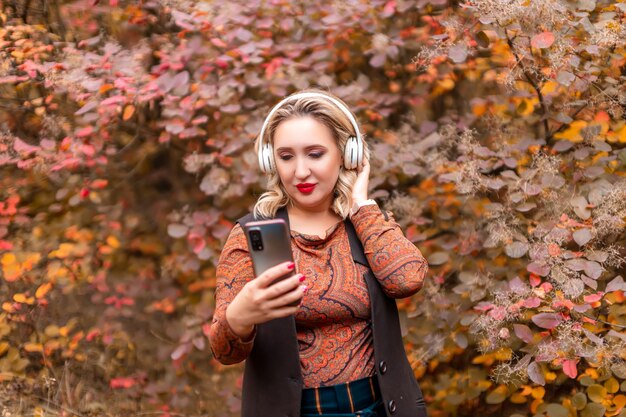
<box><xmin>352</xmin><ymin>204</ymin><xmax>429</xmax><ymax>298</ymax></box>
<box><xmin>208</xmin><ymin>304</ymin><xmax>255</xmax><ymax>365</ymax></box>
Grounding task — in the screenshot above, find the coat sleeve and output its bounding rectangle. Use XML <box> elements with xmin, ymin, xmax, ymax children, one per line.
<box><xmin>351</xmin><ymin>204</ymin><xmax>429</xmax><ymax>299</ymax></box>
<box><xmin>208</xmin><ymin>223</ymin><xmax>257</xmax><ymax>364</ymax></box>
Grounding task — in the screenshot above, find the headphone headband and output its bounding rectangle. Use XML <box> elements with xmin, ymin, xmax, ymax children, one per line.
<box><xmin>258</xmin><ymin>92</ymin><xmax>361</xmax><ymax>152</ymax></box>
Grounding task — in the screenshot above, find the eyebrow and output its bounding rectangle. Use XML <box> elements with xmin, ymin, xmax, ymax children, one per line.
<box><xmin>275</xmin><ymin>145</ymin><xmax>328</xmax><ymax>152</ymax></box>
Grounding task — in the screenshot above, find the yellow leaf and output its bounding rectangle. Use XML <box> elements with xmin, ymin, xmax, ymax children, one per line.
<box><xmin>44</xmin><ymin>325</ymin><xmax>59</xmax><ymax>337</ymax></box>
<box><xmin>0</xmin><ymin>342</ymin><xmax>8</xmax><ymax>356</ymax></box>
<box><xmin>531</xmin><ymin>386</ymin><xmax>545</xmax><ymax>399</ymax></box>
<box><xmin>607</xmin><ymin>125</ymin><xmax>626</xmax><ymax>143</ymax></box>
<box><xmin>23</xmin><ymin>342</ymin><xmax>43</xmax><ymax>353</ymax></box>
<box><xmin>1</xmin><ymin>253</ymin><xmax>16</xmax><ymax>266</ymax></box>
<box><xmin>122</xmin><ymin>105</ymin><xmax>135</xmax><ymax>121</ymax></box>
<box><xmin>106</xmin><ymin>236</ymin><xmax>120</xmax><ymax>249</ymax></box>
<box><xmin>605</xmin><ymin>377</ymin><xmax>619</xmax><ymax>394</ymax></box>
<box><xmin>541</xmin><ymin>80</ymin><xmax>559</xmax><ymax>95</ymax></box>
<box><xmin>510</xmin><ymin>393</ymin><xmax>528</xmax><ymax>403</ymax></box>
<box><xmin>495</xmin><ymin>347</ymin><xmax>512</xmax><ymax>361</ymax></box>
<box><xmin>35</xmin><ymin>282</ymin><xmax>52</xmax><ymax>299</ymax></box>
<box><xmin>554</xmin><ymin>120</ymin><xmax>587</xmax><ymax>143</ymax></box>
<box><xmin>2</xmin><ymin>262</ymin><xmax>21</xmax><ymax>282</ymax></box>
<box><xmin>13</xmin><ymin>293</ymin><xmax>27</xmax><ymax>303</ymax></box>
<box><xmin>22</xmin><ymin>253</ymin><xmax>41</xmax><ymax>270</ymax></box>
<box><xmin>517</xmin><ymin>98</ymin><xmax>535</xmax><ymax>116</ymax></box>
<box><xmin>588</xmin><ymin>384</ymin><xmax>608</xmax><ymax>403</ymax></box>
<box><xmin>49</xmin><ymin>243</ymin><xmax>74</xmax><ymax>259</ymax></box>
<box><xmin>59</xmin><ymin>326</ymin><xmax>69</xmax><ymax>337</ymax></box>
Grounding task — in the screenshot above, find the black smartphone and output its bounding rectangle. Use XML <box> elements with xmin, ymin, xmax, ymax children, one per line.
<box><xmin>243</xmin><ymin>219</ymin><xmax>297</xmax><ymax>288</ymax></box>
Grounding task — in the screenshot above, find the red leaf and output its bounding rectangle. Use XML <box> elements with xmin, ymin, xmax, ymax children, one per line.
<box><xmin>562</xmin><ymin>359</ymin><xmax>578</xmax><ymax>378</ymax></box>
<box><xmin>531</xmin><ymin>32</ymin><xmax>555</xmax><ymax>49</ymax></box>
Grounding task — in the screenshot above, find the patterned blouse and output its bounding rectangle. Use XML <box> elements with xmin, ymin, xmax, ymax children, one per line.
<box><xmin>208</xmin><ymin>204</ymin><xmax>429</xmax><ymax>388</ymax></box>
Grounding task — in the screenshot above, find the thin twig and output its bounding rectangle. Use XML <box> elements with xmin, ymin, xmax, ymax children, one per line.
<box><xmin>504</xmin><ymin>28</ymin><xmax>551</xmax><ymax>143</ymax></box>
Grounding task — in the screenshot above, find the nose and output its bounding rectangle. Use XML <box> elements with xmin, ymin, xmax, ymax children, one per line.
<box><xmin>294</xmin><ymin>155</ymin><xmax>310</xmax><ymax>180</ymax></box>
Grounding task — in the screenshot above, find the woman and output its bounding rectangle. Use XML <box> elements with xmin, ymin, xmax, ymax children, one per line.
<box><xmin>209</xmin><ymin>89</ymin><xmax>429</xmax><ymax>417</ymax></box>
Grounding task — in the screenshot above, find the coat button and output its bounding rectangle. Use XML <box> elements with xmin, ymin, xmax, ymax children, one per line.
<box><xmin>379</xmin><ymin>360</ymin><xmax>387</xmax><ymax>374</ymax></box>
<box><xmin>388</xmin><ymin>400</ymin><xmax>397</xmax><ymax>414</ymax></box>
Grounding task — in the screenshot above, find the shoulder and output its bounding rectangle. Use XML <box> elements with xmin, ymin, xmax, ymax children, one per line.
<box><xmin>221</xmin><ymin>223</ymin><xmax>249</xmax><ymax>256</ymax></box>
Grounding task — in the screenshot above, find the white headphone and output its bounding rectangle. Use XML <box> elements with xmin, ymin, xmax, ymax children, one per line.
<box><xmin>257</xmin><ymin>92</ymin><xmax>364</xmax><ymax>174</ymax></box>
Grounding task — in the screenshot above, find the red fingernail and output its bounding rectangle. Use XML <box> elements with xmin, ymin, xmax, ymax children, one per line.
<box><xmin>287</xmin><ymin>262</ymin><xmax>295</xmax><ymax>269</ymax></box>
<box><xmin>299</xmin><ymin>275</ymin><xmax>306</xmax><ymax>282</ymax></box>
<box><xmin>302</xmin><ymin>286</ymin><xmax>308</xmax><ymax>293</ymax></box>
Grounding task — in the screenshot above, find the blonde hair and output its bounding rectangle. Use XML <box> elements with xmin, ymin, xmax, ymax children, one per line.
<box><xmin>253</xmin><ymin>89</ymin><xmax>369</xmax><ymax>220</ymax></box>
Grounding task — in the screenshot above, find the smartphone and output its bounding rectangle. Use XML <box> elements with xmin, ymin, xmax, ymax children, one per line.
<box><xmin>243</xmin><ymin>219</ymin><xmax>297</xmax><ymax>288</ymax></box>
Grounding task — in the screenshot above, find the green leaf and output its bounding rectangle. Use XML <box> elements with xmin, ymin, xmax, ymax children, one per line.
<box><xmin>546</xmin><ymin>404</ymin><xmax>568</xmax><ymax>417</ymax></box>
<box><xmin>572</xmin><ymin>392</ymin><xmax>587</xmax><ymax>410</ymax></box>
<box><xmin>485</xmin><ymin>386</ymin><xmax>507</xmax><ymax>404</ymax></box>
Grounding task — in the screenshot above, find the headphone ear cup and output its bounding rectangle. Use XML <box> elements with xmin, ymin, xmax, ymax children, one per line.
<box><xmin>343</xmin><ymin>136</ymin><xmax>362</xmax><ymax>170</ymax></box>
<box><xmin>259</xmin><ymin>143</ymin><xmax>275</xmax><ymax>174</ymax></box>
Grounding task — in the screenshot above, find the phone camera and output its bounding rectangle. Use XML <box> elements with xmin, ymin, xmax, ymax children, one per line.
<box><xmin>249</xmin><ymin>230</ymin><xmax>264</xmax><ymax>251</ymax></box>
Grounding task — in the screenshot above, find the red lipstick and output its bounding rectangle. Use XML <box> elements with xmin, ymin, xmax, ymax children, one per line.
<box><xmin>296</xmin><ymin>183</ymin><xmax>316</xmax><ymax>194</ymax></box>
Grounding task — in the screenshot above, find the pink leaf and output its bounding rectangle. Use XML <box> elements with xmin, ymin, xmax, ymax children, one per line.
<box><xmin>100</xmin><ymin>95</ymin><xmax>126</xmax><ymax>106</ymax></box>
<box><xmin>171</xmin><ymin>343</ymin><xmax>190</xmax><ymax>361</ymax></box>
<box><xmin>527</xmin><ymin>261</ymin><xmax>550</xmax><ymax>277</ymax></box>
<box><xmin>474</xmin><ymin>302</ymin><xmax>495</xmax><ymax>312</ymax></box>
<box><xmin>531</xmin><ymin>312</ymin><xmax>562</xmax><ymax>329</ymax></box>
<box><xmin>382</xmin><ymin>0</ymin><xmax>396</xmax><ymax>17</ymax></box>
<box><xmin>81</xmin><ymin>144</ymin><xmax>95</xmax><ymax>156</ymax></box>
<box><xmin>531</xmin><ymin>32</ymin><xmax>555</xmax><ymax>49</ymax></box>
<box><xmin>110</xmin><ymin>376</ymin><xmax>135</xmax><ymax>389</ymax></box>
<box><xmin>13</xmin><ymin>138</ymin><xmax>40</xmax><ymax>155</ymax></box>
<box><xmin>513</xmin><ymin>324</ymin><xmax>534</xmax><ymax>343</ymax></box>
<box><xmin>562</xmin><ymin>359</ymin><xmax>578</xmax><ymax>378</ymax></box>
<box><xmin>211</xmin><ymin>38</ymin><xmax>227</xmax><ymax>48</ymax></box>
<box><xmin>76</xmin><ymin>126</ymin><xmax>94</xmax><ymax>138</ymax></box>
<box><xmin>522</xmin><ymin>297</ymin><xmax>541</xmax><ymax>308</ymax></box>
<box><xmin>488</xmin><ymin>306</ymin><xmax>506</xmax><ymax>320</ymax></box>
<box><xmin>583</xmin><ymin>292</ymin><xmax>603</xmax><ymax>303</ymax></box>
<box><xmin>369</xmin><ymin>54</ymin><xmax>386</xmax><ymax>68</ymax></box>
<box><xmin>527</xmin><ymin>361</ymin><xmax>545</xmax><ymax>385</ymax></box>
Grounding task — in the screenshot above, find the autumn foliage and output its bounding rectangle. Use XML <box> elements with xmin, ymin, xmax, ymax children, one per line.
<box><xmin>1</xmin><ymin>0</ymin><xmax>625</xmax><ymax>416</ymax></box>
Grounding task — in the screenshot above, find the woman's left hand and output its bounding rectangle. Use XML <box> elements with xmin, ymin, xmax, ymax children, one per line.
<box><xmin>351</xmin><ymin>156</ymin><xmax>370</xmax><ymax>203</ymax></box>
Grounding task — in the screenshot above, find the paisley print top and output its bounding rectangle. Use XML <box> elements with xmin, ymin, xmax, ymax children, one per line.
<box><xmin>208</xmin><ymin>204</ymin><xmax>429</xmax><ymax>388</ymax></box>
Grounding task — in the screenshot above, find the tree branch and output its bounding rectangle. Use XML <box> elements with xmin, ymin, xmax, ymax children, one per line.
<box><xmin>504</xmin><ymin>29</ymin><xmax>551</xmax><ymax>144</ymax></box>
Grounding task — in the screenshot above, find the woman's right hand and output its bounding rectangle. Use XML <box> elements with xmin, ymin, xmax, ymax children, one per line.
<box><xmin>225</xmin><ymin>261</ymin><xmax>306</xmax><ymax>340</ymax></box>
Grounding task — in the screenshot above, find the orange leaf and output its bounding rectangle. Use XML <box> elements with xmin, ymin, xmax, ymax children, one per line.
<box><xmin>122</xmin><ymin>105</ymin><xmax>135</xmax><ymax>121</ymax></box>
<box><xmin>98</xmin><ymin>84</ymin><xmax>114</xmax><ymax>94</ymax></box>
<box><xmin>531</xmin><ymin>32</ymin><xmax>555</xmax><ymax>49</ymax></box>
<box><xmin>35</xmin><ymin>282</ymin><xmax>52</xmax><ymax>299</ymax></box>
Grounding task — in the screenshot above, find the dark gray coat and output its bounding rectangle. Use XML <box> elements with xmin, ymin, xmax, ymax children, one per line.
<box><xmin>237</xmin><ymin>207</ymin><xmax>427</xmax><ymax>417</ymax></box>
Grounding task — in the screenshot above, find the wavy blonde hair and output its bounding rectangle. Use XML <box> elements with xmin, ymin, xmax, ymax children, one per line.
<box><xmin>253</xmin><ymin>89</ymin><xmax>369</xmax><ymax>220</ymax></box>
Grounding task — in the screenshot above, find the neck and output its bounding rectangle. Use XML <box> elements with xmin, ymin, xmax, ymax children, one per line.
<box><xmin>287</xmin><ymin>198</ymin><xmax>337</xmax><ymax>220</ymax></box>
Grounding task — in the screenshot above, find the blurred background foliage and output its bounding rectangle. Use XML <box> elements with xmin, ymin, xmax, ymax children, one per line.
<box><xmin>0</xmin><ymin>0</ymin><xmax>625</xmax><ymax>416</ymax></box>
